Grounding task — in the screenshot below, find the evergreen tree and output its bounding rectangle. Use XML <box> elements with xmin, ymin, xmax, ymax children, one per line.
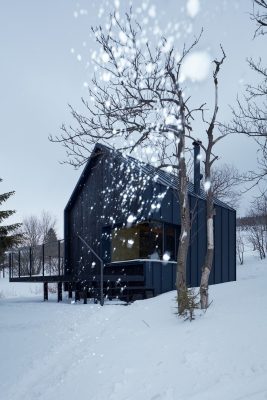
<box><xmin>44</xmin><ymin>227</ymin><xmax>57</xmax><ymax>244</ymax></box>
<box><xmin>44</xmin><ymin>227</ymin><xmax>58</xmax><ymax>273</ymax></box>
<box><xmin>0</xmin><ymin>178</ymin><xmax>22</xmax><ymax>258</ymax></box>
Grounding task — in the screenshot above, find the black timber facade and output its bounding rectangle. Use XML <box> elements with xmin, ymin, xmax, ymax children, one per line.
<box><xmin>63</xmin><ymin>143</ymin><xmax>236</xmax><ymax>298</ymax></box>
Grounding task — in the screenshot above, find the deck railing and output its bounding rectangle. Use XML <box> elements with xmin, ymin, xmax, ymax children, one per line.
<box><xmin>9</xmin><ymin>240</ymin><xmax>64</xmax><ymax>279</ymax></box>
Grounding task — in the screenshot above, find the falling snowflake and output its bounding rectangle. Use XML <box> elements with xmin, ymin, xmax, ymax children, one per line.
<box><xmin>166</xmin><ymin>166</ymin><xmax>173</xmax><ymax>173</ymax></box>
<box><xmin>180</xmin><ymin>51</ymin><xmax>211</xmax><ymax>83</ymax></box>
<box><xmin>102</xmin><ymin>72</ymin><xmax>111</xmax><ymax>82</ymax></box>
<box><xmin>119</xmin><ymin>31</ymin><xmax>128</xmax><ymax>44</ymax></box>
<box><xmin>186</xmin><ymin>0</ymin><xmax>200</xmax><ymax>18</ymax></box>
<box><xmin>127</xmin><ymin>215</ymin><xmax>136</xmax><ymax>224</ymax></box>
<box><xmin>163</xmin><ymin>252</ymin><xmax>170</xmax><ymax>261</ymax></box>
<box><xmin>146</xmin><ymin>63</ymin><xmax>155</xmax><ymax>73</ymax></box>
<box><xmin>148</xmin><ymin>5</ymin><xmax>156</xmax><ymax>18</ymax></box>
<box><xmin>127</xmin><ymin>239</ymin><xmax>134</xmax><ymax>248</ymax></box>
<box><xmin>102</xmin><ymin>52</ymin><xmax>110</xmax><ymax>63</ymax></box>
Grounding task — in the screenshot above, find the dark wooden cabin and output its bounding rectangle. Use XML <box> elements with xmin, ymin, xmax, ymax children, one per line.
<box><xmin>64</xmin><ymin>143</ymin><xmax>236</xmax><ymax>300</ymax></box>
<box><xmin>9</xmin><ymin>143</ymin><xmax>236</xmax><ymax>303</ymax></box>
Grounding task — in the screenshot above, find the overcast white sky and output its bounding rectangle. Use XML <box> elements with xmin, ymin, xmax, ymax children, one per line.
<box><xmin>0</xmin><ymin>0</ymin><xmax>266</xmax><ymax>237</ymax></box>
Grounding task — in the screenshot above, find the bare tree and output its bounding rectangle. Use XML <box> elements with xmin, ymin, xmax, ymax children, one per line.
<box><xmin>247</xmin><ymin>221</ymin><xmax>266</xmax><ymax>260</ymax></box>
<box><xmin>186</xmin><ymin>47</ymin><xmax>227</xmax><ymax>309</ymax></box>
<box><xmin>251</xmin><ymin>0</ymin><xmax>267</xmax><ymax>37</ymax></box>
<box><xmin>248</xmin><ymin>224</ymin><xmax>266</xmax><ymax>259</ymax></box>
<box><xmin>40</xmin><ymin>211</ymin><xmax>57</xmax><ymax>244</ymax></box>
<box><xmin>225</xmin><ymin>0</ymin><xmax>267</xmax><ymax>191</ymax></box>
<box><xmin>22</xmin><ymin>215</ymin><xmax>42</xmax><ymax>248</ymax></box>
<box><xmin>205</xmin><ymin>164</ymin><xmax>240</xmax><ymax>209</ymax></box>
<box><xmin>50</xmin><ymin>12</ymin><xmax>206</xmax><ymax>314</ymax></box>
<box><xmin>236</xmin><ymin>228</ymin><xmax>245</xmax><ymax>265</ymax></box>
<box><xmin>19</xmin><ymin>211</ymin><xmax>57</xmax><ymax>275</ymax></box>
<box><xmin>246</xmin><ymin>195</ymin><xmax>267</xmax><ymax>259</ymax></box>
<box><xmin>21</xmin><ymin>211</ymin><xmax>57</xmax><ymax>247</ymax></box>
<box><xmin>256</xmin><ymin>194</ymin><xmax>267</xmax><ymax>236</ymax></box>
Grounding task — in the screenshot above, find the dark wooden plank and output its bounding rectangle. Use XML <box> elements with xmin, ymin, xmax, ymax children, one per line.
<box><xmin>214</xmin><ymin>206</ymin><xmax>222</xmax><ymax>284</ymax></box>
<box><xmin>222</xmin><ymin>208</ymin><xmax>229</xmax><ymax>283</ymax></box>
<box><xmin>228</xmin><ymin>210</ymin><xmax>236</xmax><ymax>282</ymax></box>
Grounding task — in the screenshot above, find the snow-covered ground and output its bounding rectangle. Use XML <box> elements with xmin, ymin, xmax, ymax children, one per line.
<box><xmin>0</xmin><ymin>252</ymin><xmax>267</xmax><ymax>400</ymax></box>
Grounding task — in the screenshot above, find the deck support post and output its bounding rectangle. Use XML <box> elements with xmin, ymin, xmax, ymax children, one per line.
<box><xmin>68</xmin><ymin>283</ymin><xmax>72</xmax><ymax>299</ymax></box>
<box><xmin>57</xmin><ymin>282</ymin><xmax>62</xmax><ymax>302</ymax></box>
<box><xmin>9</xmin><ymin>253</ymin><xmax>12</xmax><ymax>279</ymax></box>
<box><xmin>29</xmin><ymin>247</ymin><xmax>32</xmax><ymax>277</ymax></box>
<box><xmin>44</xmin><ymin>282</ymin><xmax>48</xmax><ymax>301</ymax></box>
<box><xmin>42</xmin><ymin>244</ymin><xmax>45</xmax><ymax>277</ymax></box>
<box><xmin>83</xmin><ymin>288</ymin><xmax>87</xmax><ymax>304</ymax></box>
<box><xmin>18</xmin><ymin>250</ymin><xmax>21</xmax><ymax>278</ymax></box>
<box><xmin>58</xmin><ymin>240</ymin><xmax>61</xmax><ymax>275</ymax></box>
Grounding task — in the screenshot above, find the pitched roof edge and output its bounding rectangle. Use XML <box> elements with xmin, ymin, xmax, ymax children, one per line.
<box><xmin>64</xmin><ymin>142</ymin><xmax>236</xmax><ymax>213</ymax></box>
<box><xmin>64</xmin><ymin>143</ymin><xmax>108</xmax><ymax>212</ymax></box>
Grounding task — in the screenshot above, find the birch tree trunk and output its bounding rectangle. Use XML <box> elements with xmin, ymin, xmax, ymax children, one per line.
<box><xmin>198</xmin><ymin>47</ymin><xmax>226</xmax><ymax>309</ymax></box>
<box><xmin>199</xmin><ymin>137</ymin><xmax>216</xmax><ymax>309</ymax></box>
<box><xmin>200</xmin><ymin>190</ymin><xmax>214</xmax><ymax>309</ymax></box>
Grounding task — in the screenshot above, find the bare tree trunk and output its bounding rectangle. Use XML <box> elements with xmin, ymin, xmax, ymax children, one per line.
<box><xmin>177</xmin><ymin>175</ymin><xmax>190</xmax><ymax>314</ymax></box>
<box><xmin>198</xmin><ymin>47</ymin><xmax>226</xmax><ymax>309</ymax></box>
<box><xmin>176</xmin><ymin>101</ymin><xmax>190</xmax><ymax>315</ymax></box>
<box><xmin>237</xmin><ymin>229</ymin><xmax>245</xmax><ymax>265</ymax></box>
<box><xmin>200</xmin><ymin>192</ymin><xmax>214</xmax><ymax>309</ymax></box>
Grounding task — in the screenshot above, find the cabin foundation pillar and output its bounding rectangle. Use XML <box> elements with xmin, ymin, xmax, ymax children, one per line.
<box><xmin>57</xmin><ymin>282</ymin><xmax>62</xmax><ymax>302</ymax></box>
<box><xmin>83</xmin><ymin>288</ymin><xmax>87</xmax><ymax>304</ymax></box>
<box><xmin>65</xmin><ymin>282</ymin><xmax>72</xmax><ymax>298</ymax></box>
<box><xmin>44</xmin><ymin>282</ymin><xmax>48</xmax><ymax>301</ymax></box>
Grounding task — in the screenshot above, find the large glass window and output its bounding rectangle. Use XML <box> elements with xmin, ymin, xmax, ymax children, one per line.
<box><xmin>111</xmin><ymin>221</ymin><xmax>180</xmax><ymax>262</ymax></box>
<box><xmin>112</xmin><ymin>222</ymin><xmax>165</xmax><ymax>262</ymax></box>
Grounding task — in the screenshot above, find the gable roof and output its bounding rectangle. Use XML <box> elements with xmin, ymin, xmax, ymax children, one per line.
<box><xmin>65</xmin><ymin>143</ymin><xmax>235</xmax><ymax>212</ymax></box>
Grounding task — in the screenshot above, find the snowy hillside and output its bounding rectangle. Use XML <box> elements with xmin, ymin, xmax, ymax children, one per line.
<box><xmin>1</xmin><ymin>254</ymin><xmax>267</xmax><ymax>400</ymax></box>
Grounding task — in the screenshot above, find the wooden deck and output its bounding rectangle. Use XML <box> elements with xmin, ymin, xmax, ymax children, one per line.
<box><xmin>9</xmin><ymin>275</ymin><xmax>68</xmax><ymax>283</ymax></box>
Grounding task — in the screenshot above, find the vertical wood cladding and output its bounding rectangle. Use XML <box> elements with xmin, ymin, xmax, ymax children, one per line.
<box><xmin>64</xmin><ymin>145</ymin><xmax>236</xmax><ymax>290</ymax></box>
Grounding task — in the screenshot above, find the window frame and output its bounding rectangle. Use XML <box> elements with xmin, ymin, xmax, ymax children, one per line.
<box><xmin>102</xmin><ymin>219</ymin><xmax>180</xmax><ymax>263</ymax></box>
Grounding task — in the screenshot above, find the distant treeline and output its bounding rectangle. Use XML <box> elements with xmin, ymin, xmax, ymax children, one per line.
<box><xmin>237</xmin><ymin>215</ymin><xmax>267</xmax><ymax>228</ymax></box>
